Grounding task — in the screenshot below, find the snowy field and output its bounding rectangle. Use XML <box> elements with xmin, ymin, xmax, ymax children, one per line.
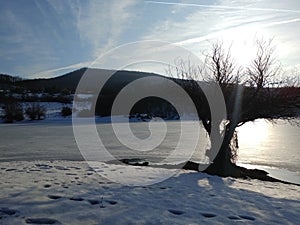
<box><xmin>1</xmin><ymin>160</ymin><xmax>300</xmax><ymax>225</ymax></box>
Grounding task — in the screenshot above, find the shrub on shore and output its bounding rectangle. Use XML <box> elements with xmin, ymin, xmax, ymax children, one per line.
<box><xmin>1</xmin><ymin>102</ymin><xmax>24</xmax><ymax>123</ymax></box>
<box><xmin>25</xmin><ymin>103</ymin><xmax>46</xmax><ymax>120</ymax></box>
<box><xmin>61</xmin><ymin>106</ymin><xmax>72</xmax><ymax>117</ymax></box>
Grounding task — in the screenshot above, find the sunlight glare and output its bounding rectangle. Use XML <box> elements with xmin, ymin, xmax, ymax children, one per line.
<box><xmin>237</xmin><ymin>119</ymin><xmax>270</xmax><ymax>148</ymax></box>
<box><xmin>220</xmin><ymin>27</ymin><xmax>269</xmax><ymax>66</ymax></box>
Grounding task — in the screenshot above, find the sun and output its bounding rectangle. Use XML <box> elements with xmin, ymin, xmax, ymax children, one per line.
<box><xmin>219</xmin><ymin>26</ymin><xmax>268</xmax><ymax>66</ymax></box>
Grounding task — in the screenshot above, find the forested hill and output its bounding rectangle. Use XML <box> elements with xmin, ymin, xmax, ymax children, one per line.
<box><xmin>0</xmin><ymin>68</ymin><xmax>162</xmax><ymax>93</ymax></box>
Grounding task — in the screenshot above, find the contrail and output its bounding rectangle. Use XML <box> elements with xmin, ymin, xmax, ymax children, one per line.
<box><xmin>262</xmin><ymin>18</ymin><xmax>300</xmax><ymax>27</ymax></box>
<box><xmin>146</xmin><ymin>0</ymin><xmax>300</xmax><ymax>14</ymax></box>
<box><xmin>174</xmin><ymin>32</ymin><xmax>221</xmax><ymax>46</ymax></box>
<box><xmin>29</xmin><ymin>61</ymin><xmax>91</xmax><ymax>78</ymax></box>
<box><xmin>174</xmin><ymin>17</ymin><xmax>300</xmax><ymax>46</ymax></box>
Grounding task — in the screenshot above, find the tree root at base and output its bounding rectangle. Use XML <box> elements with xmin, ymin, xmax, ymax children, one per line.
<box><xmin>108</xmin><ymin>159</ymin><xmax>299</xmax><ymax>186</ymax></box>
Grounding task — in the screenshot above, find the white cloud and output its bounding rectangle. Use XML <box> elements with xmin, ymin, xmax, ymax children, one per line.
<box><xmin>142</xmin><ymin>0</ymin><xmax>300</xmax><ymax>70</ymax></box>
<box><xmin>74</xmin><ymin>0</ymin><xmax>138</xmax><ymax>58</ymax></box>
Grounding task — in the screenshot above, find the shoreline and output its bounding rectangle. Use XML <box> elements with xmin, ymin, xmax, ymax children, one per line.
<box><xmin>1</xmin><ymin>157</ymin><xmax>299</xmax><ymax>186</ymax></box>
<box><xmin>98</xmin><ymin>158</ymin><xmax>300</xmax><ymax>186</ymax></box>
<box><xmin>237</xmin><ymin>162</ymin><xmax>300</xmax><ymax>185</ymax></box>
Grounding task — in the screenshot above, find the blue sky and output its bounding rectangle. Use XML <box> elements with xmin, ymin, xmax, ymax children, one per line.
<box><xmin>1</xmin><ymin>0</ymin><xmax>300</xmax><ymax>78</ymax></box>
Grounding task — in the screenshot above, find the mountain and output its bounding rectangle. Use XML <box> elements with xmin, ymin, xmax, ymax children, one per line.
<box><xmin>15</xmin><ymin>68</ymin><xmax>87</xmax><ymax>92</ymax></box>
<box><xmin>14</xmin><ymin>68</ymin><xmax>162</xmax><ymax>93</ymax></box>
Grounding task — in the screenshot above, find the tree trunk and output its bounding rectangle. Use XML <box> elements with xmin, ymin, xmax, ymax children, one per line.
<box><xmin>204</xmin><ymin>123</ymin><xmax>241</xmax><ymax>177</ymax></box>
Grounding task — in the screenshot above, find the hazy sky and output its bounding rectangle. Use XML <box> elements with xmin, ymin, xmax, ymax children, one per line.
<box><xmin>1</xmin><ymin>0</ymin><xmax>300</xmax><ymax>78</ymax></box>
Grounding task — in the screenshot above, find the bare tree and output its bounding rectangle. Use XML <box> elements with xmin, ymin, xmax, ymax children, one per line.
<box><xmin>205</xmin><ymin>42</ymin><xmax>240</xmax><ymax>85</ymax></box>
<box><xmin>246</xmin><ymin>39</ymin><xmax>280</xmax><ymax>88</ymax></box>
<box><xmin>170</xmin><ymin>39</ymin><xmax>300</xmax><ymax>177</ymax></box>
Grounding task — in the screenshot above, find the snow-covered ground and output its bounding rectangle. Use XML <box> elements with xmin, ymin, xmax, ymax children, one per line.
<box><xmin>0</xmin><ymin>160</ymin><xmax>299</xmax><ymax>225</ymax></box>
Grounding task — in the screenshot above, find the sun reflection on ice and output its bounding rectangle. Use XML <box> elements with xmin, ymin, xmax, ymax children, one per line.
<box><xmin>237</xmin><ymin>119</ymin><xmax>270</xmax><ymax>148</ymax></box>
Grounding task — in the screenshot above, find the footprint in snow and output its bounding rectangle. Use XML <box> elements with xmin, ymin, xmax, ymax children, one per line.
<box><xmin>0</xmin><ymin>207</ymin><xmax>18</xmax><ymax>216</ymax></box>
<box><xmin>87</xmin><ymin>167</ymin><xmax>95</xmax><ymax>171</ymax></box>
<box><xmin>239</xmin><ymin>215</ymin><xmax>255</xmax><ymax>221</ymax></box>
<box><xmin>25</xmin><ymin>218</ymin><xmax>60</xmax><ymax>224</ymax></box>
<box><xmin>69</xmin><ymin>197</ymin><xmax>84</xmax><ymax>201</ymax></box>
<box><xmin>87</xmin><ymin>198</ymin><xmax>117</xmax><ymax>207</ymax></box>
<box><xmin>69</xmin><ymin>166</ymin><xmax>81</xmax><ymax>170</ymax></box>
<box><xmin>29</xmin><ymin>169</ymin><xmax>41</xmax><ymax>172</ymax></box>
<box><xmin>201</xmin><ymin>213</ymin><xmax>217</xmax><ymax>218</ymax></box>
<box><xmin>35</xmin><ymin>164</ymin><xmax>53</xmax><ymax>169</ymax></box>
<box><xmin>105</xmin><ymin>200</ymin><xmax>117</xmax><ymax>205</ymax></box>
<box><xmin>47</xmin><ymin>195</ymin><xmax>62</xmax><ymax>200</ymax></box>
<box><xmin>228</xmin><ymin>216</ymin><xmax>241</xmax><ymax>220</ymax></box>
<box><xmin>65</xmin><ymin>173</ymin><xmax>77</xmax><ymax>176</ymax></box>
<box><xmin>87</xmin><ymin>199</ymin><xmax>101</xmax><ymax>205</ymax></box>
<box><xmin>168</xmin><ymin>209</ymin><xmax>185</xmax><ymax>215</ymax></box>
<box><xmin>54</xmin><ymin>166</ymin><xmax>69</xmax><ymax>171</ymax></box>
<box><xmin>228</xmin><ymin>215</ymin><xmax>255</xmax><ymax>221</ymax></box>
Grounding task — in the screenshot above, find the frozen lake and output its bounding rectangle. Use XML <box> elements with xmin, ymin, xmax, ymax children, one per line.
<box><xmin>0</xmin><ymin>118</ymin><xmax>299</xmax><ymax>183</ymax></box>
<box><xmin>237</xmin><ymin>119</ymin><xmax>300</xmax><ymax>172</ymax></box>
<box><xmin>0</xmin><ymin>119</ymin><xmax>208</xmax><ymax>163</ymax></box>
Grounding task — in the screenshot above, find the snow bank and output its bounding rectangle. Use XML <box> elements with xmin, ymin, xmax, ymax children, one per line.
<box><xmin>1</xmin><ymin>161</ymin><xmax>299</xmax><ymax>224</ymax></box>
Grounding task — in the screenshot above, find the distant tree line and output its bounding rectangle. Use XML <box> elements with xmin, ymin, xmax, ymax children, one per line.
<box><xmin>0</xmin><ymin>90</ymin><xmax>72</xmax><ymax>103</ymax></box>
<box><xmin>1</xmin><ymin>102</ymin><xmax>46</xmax><ymax>123</ymax></box>
<box><xmin>1</xmin><ymin>101</ymin><xmax>73</xmax><ymax>123</ymax></box>
<box><xmin>0</xmin><ymin>74</ymin><xmax>23</xmax><ymax>85</ymax></box>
